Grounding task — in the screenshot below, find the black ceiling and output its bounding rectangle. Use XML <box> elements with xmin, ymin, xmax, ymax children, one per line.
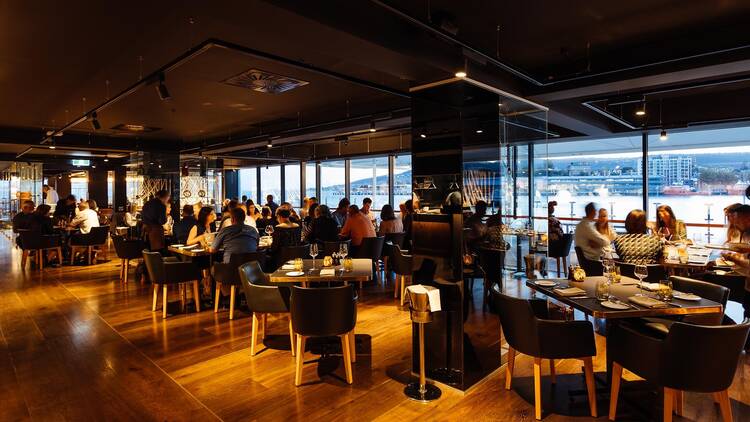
<box><xmin>2</xmin><ymin>0</ymin><xmax>750</xmax><ymax>163</ymax></box>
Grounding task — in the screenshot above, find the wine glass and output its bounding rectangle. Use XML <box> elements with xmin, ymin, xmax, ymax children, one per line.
<box><xmin>265</xmin><ymin>224</ymin><xmax>274</xmax><ymax>236</ymax></box>
<box><xmin>339</xmin><ymin>242</ymin><xmax>348</xmax><ymax>259</ymax></box>
<box><xmin>634</xmin><ymin>264</ymin><xmax>648</xmax><ymax>297</ymax></box>
<box><xmin>309</xmin><ymin>243</ymin><xmax>319</xmax><ymax>271</ymax></box>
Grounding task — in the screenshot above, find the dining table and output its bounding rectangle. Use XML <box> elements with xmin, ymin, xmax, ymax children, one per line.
<box><xmin>269</xmin><ymin>258</ymin><xmax>373</xmax><ymax>286</ymax></box>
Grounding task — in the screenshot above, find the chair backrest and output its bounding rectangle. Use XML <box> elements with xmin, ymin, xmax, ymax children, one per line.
<box><xmin>88</xmin><ymin>226</ymin><xmax>110</xmax><ymax>245</ymax></box>
<box><xmin>113</xmin><ymin>235</ymin><xmax>145</xmax><ymax>259</ymax></box>
<box><xmin>478</xmin><ymin>247</ymin><xmax>505</xmax><ymax>283</ymax></box>
<box><xmin>383</xmin><ymin>232</ymin><xmax>405</xmax><ymax>249</ymax></box>
<box><xmin>353</xmin><ymin>236</ymin><xmax>385</xmax><ymax>260</ymax></box>
<box><xmin>670</xmin><ymin>275</ymin><xmax>729</xmax><ymax>325</ymax></box>
<box><xmin>141</xmin><ymin>250</ymin><xmax>165</xmax><ymax>284</ymax></box>
<box><xmin>618</xmin><ymin>262</ymin><xmax>665</xmax><ymax>282</ymax></box>
<box><xmin>548</xmin><ymin>233</ymin><xmax>573</xmax><ymax>258</ymax></box>
<box><xmin>574</xmin><ymin>246</ymin><xmax>603</xmax><ymax>276</ymax></box>
<box><xmin>19</xmin><ymin>231</ymin><xmax>42</xmax><ymax>250</ymax></box>
<box><xmin>273</xmin><ymin>226</ymin><xmax>302</xmax><ymax>248</ymax></box>
<box><xmin>661</xmin><ymin>321</ymin><xmax>750</xmax><ymax>392</ymax></box>
<box><xmin>238</xmin><ymin>261</ymin><xmax>290</xmax><ymax>314</ymax></box>
<box><xmin>291</xmin><ymin>284</ymin><xmax>356</xmax><ymax>337</ymax></box>
<box><xmin>699</xmin><ymin>272</ymin><xmax>746</xmax><ymax>303</ymax></box>
<box><xmin>491</xmin><ymin>288</ymin><xmax>541</xmax><ymax>357</ymax></box>
<box><xmin>391</xmin><ymin>245</ymin><xmax>413</xmax><ymax>276</ymax></box>
<box><xmin>323</xmin><ymin>240</ymin><xmax>351</xmax><ymax>257</ymax></box>
<box><xmin>276</xmin><ymin>245</ymin><xmax>309</xmax><ymax>268</ymax></box>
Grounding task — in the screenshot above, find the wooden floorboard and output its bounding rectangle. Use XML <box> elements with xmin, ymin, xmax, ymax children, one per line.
<box><xmin>0</xmin><ymin>235</ymin><xmax>747</xmax><ymax>421</ymax></box>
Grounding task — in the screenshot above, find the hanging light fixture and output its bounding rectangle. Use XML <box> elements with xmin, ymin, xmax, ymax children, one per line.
<box><xmin>660</xmin><ymin>129</ymin><xmax>668</xmax><ymax>141</ymax></box>
<box><xmin>635</xmin><ymin>96</ymin><xmax>646</xmax><ymax>116</ymax></box>
<box><xmin>266</xmin><ymin>138</ymin><xmax>273</xmax><ymax>148</ymax></box>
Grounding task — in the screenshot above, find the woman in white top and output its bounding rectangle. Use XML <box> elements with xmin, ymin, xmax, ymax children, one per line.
<box><xmin>124</xmin><ymin>204</ymin><xmax>138</xmax><ymax>227</ymax></box>
<box><xmin>378</xmin><ymin>204</ymin><xmax>403</xmax><ymax>235</ymax></box>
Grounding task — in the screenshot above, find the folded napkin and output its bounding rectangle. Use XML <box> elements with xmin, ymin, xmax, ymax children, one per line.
<box><xmin>553</xmin><ymin>287</ymin><xmax>586</xmax><ymax>297</ymax></box>
<box><xmin>319</xmin><ymin>268</ymin><xmax>336</xmax><ymax>277</ymax></box>
<box><xmin>640</xmin><ymin>282</ymin><xmax>663</xmax><ymax>292</ymax></box>
<box><xmin>628</xmin><ymin>296</ymin><xmax>668</xmax><ymax>308</ymax></box>
<box><xmin>405</xmin><ymin>285</ymin><xmax>441</xmax><ymax>312</ymax></box>
<box><xmin>673</xmin><ymin>290</ymin><xmax>701</xmax><ymax>300</ymax></box>
<box><xmin>281</xmin><ymin>264</ymin><xmax>296</xmax><ymax>270</ymax></box>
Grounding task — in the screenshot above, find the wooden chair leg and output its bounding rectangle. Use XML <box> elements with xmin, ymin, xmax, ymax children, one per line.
<box><xmin>21</xmin><ymin>250</ymin><xmax>28</xmax><ymax>269</ymax></box>
<box><xmin>56</xmin><ymin>247</ymin><xmax>62</xmax><ymax>265</ymax></box>
<box><xmin>120</xmin><ymin>259</ymin><xmax>125</xmax><ymax>281</ymax></box>
<box><xmin>295</xmin><ymin>335</ymin><xmax>306</xmax><ymax>386</ymax></box>
<box><xmin>583</xmin><ymin>356</ymin><xmax>597</xmax><ymax>417</ymax></box>
<box><xmin>340</xmin><ymin>333</ymin><xmax>353</xmax><ymax>384</ymax></box>
<box><xmin>124</xmin><ymin>259</ymin><xmax>130</xmax><ymax>284</ymax></box>
<box><xmin>152</xmin><ymin>284</ymin><xmax>159</xmax><ymax>311</ymax></box>
<box><xmin>505</xmin><ymin>346</ymin><xmax>516</xmax><ymax>390</ymax></box>
<box><xmin>400</xmin><ymin>275</ymin><xmax>407</xmax><ymax>307</ymax></box>
<box><xmin>714</xmin><ymin>390</ymin><xmax>733</xmax><ymax>422</ymax></box>
<box><xmin>288</xmin><ymin>317</ymin><xmax>295</xmax><ymax>357</ymax></box>
<box><xmin>533</xmin><ymin>357</ymin><xmax>542</xmax><ymax>420</ymax></box>
<box><xmin>674</xmin><ymin>390</ymin><xmax>684</xmax><ymax>416</ymax></box>
<box><xmin>349</xmin><ymin>331</ymin><xmax>356</xmax><ymax>363</ymax></box>
<box><xmin>663</xmin><ymin>388</ymin><xmax>675</xmax><ymax>422</ymax></box>
<box><xmin>162</xmin><ymin>285</ymin><xmax>168</xmax><ymax>318</ymax></box>
<box><xmin>38</xmin><ymin>250</ymin><xmax>43</xmax><ymax>270</ymax></box>
<box><xmin>549</xmin><ymin>359</ymin><xmax>556</xmax><ymax>384</ymax></box>
<box><xmin>394</xmin><ymin>273</ymin><xmax>399</xmax><ymax>298</ymax></box>
<box><xmin>609</xmin><ymin>362</ymin><xmax>623</xmax><ymax>420</ymax></box>
<box><xmin>214</xmin><ymin>282</ymin><xmax>222</xmax><ymax>313</ymax></box>
<box><xmin>192</xmin><ymin>280</ymin><xmax>200</xmax><ymax>313</ymax></box>
<box><xmin>229</xmin><ymin>285</ymin><xmax>236</xmax><ymax>320</ymax></box>
<box><xmin>250</xmin><ymin>313</ymin><xmax>260</xmax><ymax>356</ymax></box>
<box><xmin>87</xmin><ymin>246</ymin><xmax>92</xmax><ymax>266</ymax></box>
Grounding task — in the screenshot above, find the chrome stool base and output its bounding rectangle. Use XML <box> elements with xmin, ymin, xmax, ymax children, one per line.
<box><xmin>404</xmin><ymin>382</ymin><xmax>441</xmax><ymax>402</ymax></box>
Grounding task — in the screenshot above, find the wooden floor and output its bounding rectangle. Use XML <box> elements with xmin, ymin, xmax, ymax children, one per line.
<box><xmin>1</xmin><ymin>235</ymin><xmax>748</xmax><ymax>421</ymax></box>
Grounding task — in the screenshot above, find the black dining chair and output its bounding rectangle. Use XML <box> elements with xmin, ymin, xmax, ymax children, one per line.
<box><xmin>548</xmin><ymin>233</ymin><xmax>573</xmax><ymax>277</ymax></box>
<box><xmin>322</xmin><ymin>239</ymin><xmax>351</xmax><ymax>257</ymax></box>
<box><xmin>617</xmin><ymin>262</ymin><xmax>666</xmax><ymax>282</ymax></box>
<box><xmin>478</xmin><ymin>247</ymin><xmax>505</xmax><ymax>305</ymax></box>
<box><xmin>213</xmin><ymin>252</ymin><xmax>266</xmax><ymax>319</ymax></box>
<box><xmin>608</xmin><ymin>319</ymin><xmax>750</xmax><ymax>422</ymax></box>
<box><xmin>640</xmin><ymin>276</ymin><xmax>729</xmax><ymax>336</ymax></box>
<box><xmin>238</xmin><ymin>261</ymin><xmax>294</xmax><ymax>356</ymax></box>
<box><xmin>70</xmin><ymin>226</ymin><xmax>110</xmax><ymax>265</ymax></box>
<box><xmin>142</xmin><ymin>250</ymin><xmax>203</xmax><ymax>318</ymax></box>
<box><xmin>493</xmin><ymin>287</ymin><xmax>598</xmax><ymax>420</ymax></box>
<box><xmin>353</xmin><ymin>236</ymin><xmax>385</xmax><ymax>285</ymax></box>
<box><xmin>291</xmin><ymin>284</ymin><xmax>357</xmax><ymax>386</ymax></box>
<box><xmin>574</xmin><ymin>246</ymin><xmax>604</xmax><ymax>276</ymax></box>
<box><xmin>381</xmin><ymin>232</ymin><xmax>405</xmax><ymax>279</ymax></box>
<box><xmin>276</xmin><ymin>245</ymin><xmax>308</xmax><ymax>270</ymax></box>
<box><xmin>700</xmin><ymin>272</ymin><xmax>747</xmax><ymax>305</ymax></box>
<box><xmin>112</xmin><ymin>235</ymin><xmax>145</xmax><ymax>284</ymax></box>
<box><xmin>19</xmin><ymin>232</ymin><xmax>62</xmax><ymax>270</ymax></box>
<box><xmin>391</xmin><ymin>245</ymin><xmax>412</xmax><ymax>306</ymax></box>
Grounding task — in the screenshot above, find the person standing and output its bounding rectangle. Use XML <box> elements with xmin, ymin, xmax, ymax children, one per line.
<box><xmin>43</xmin><ymin>185</ymin><xmax>59</xmax><ymax>206</ymax></box>
<box><xmin>361</xmin><ymin>197</ymin><xmax>376</xmax><ymax>225</ymax></box>
<box><xmin>141</xmin><ymin>190</ymin><xmax>170</xmax><ymax>251</ymax></box>
<box><xmin>574</xmin><ymin>202</ymin><xmax>611</xmax><ymax>260</ymax></box>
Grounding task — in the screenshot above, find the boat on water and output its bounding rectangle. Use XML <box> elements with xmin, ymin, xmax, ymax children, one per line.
<box><xmin>661</xmin><ymin>185</ymin><xmax>693</xmax><ymax>195</ymax></box>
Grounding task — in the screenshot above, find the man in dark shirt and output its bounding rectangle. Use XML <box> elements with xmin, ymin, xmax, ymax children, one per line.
<box><xmin>12</xmin><ymin>200</ymin><xmax>35</xmax><ymax>247</ymax></box>
<box><xmin>172</xmin><ymin>204</ymin><xmax>197</xmax><ymax>244</ymax></box>
<box><xmin>53</xmin><ymin>195</ymin><xmax>77</xmax><ymax>220</ymax></box>
<box><xmin>265</xmin><ymin>194</ymin><xmax>279</xmax><ymax>216</ymax></box>
<box><xmin>141</xmin><ymin>190</ymin><xmax>170</xmax><ymax>251</ymax></box>
<box><xmin>210</xmin><ymin>207</ymin><xmax>259</xmax><ymax>263</ymax></box>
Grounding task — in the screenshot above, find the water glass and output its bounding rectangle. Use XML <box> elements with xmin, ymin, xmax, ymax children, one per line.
<box><xmin>265</xmin><ymin>225</ymin><xmax>274</xmax><ymax>236</ymax></box>
<box><xmin>294</xmin><ymin>258</ymin><xmax>303</xmax><ymax>272</ymax></box>
<box><xmin>339</xmin><ymin>242</ymin><xmax>348</xmax><ymax>259</ymax></box>
<box><xmin>634</xmin><ymin>264</ymin><xmax>648</xmax><ymax>296</ymax></box>
<box><xmin>310</xmin><ymin>243</ymin><xmax>319</xmax><ymax>269</ymax></box>
<box><xmin>595</xmin><ymin>277</ymin><xmax>610</xmax><ymax>301</ymax></box>
<box><xmin>658</xmin><ymin>279</ymin><xmax>673</xmax><ymax>301</ymax></box>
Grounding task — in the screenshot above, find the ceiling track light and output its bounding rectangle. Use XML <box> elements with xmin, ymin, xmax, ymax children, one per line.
<box><xmin>455</xmin><ymin>71</ymin><xmax>467</xmax><ymax>78</ymax></box>
<box><xmin>266</xmin><ymin>139</ymin><xmax>273</xmax><ymax>148</ymax></box>
<box><xmin>369</xmin><ymin>121</ymin><xmax>376</xmax><ymax>132</ymax></box>
<box><xmin>90</xmin><ymin>112</ymin><xmax>101</xmax><ymax>130</ymax></box>
<box><xmin>419</xmin><ymin>133</ymin><xmax>427</xmax><ymax>138</ymax></box>
<box><xmin>635</xmin><ymin>96</ymin><xmax>647</xmax><ymax>117</ymax></box>
<box><xmin>156</xmin><ymin>73</ymin><xmax>171</xmax><ymax>100</ymax></box>
<box><xmin>660</xmin><ymin>129</ymin><xmax>668</xmax><ymax>141</ymax></box>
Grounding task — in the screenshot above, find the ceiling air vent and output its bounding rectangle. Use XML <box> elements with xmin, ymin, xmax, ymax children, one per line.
<box><xmin>222</xmin><ymin>69</ymin><xmax>309</xmax><ymax>94</ymax></box>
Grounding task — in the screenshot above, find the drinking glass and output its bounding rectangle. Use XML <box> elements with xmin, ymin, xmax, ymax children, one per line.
<box><xmin>659</xmin><ymin>279</ymin><xmax>673</xmax><ymax>301</ymax></box>
<box><xmin>265</xmin><ymin>225</ymin><xmax>274</xmax><ymax>236</ymax></box>
<box><xmin>634</xmin><ymin>264</ymin><xmax>648</xmax><ymax>297</ymax></box>
<box><xmin>339</xmin><ymin>242</ymin><xmax>348</xmax><ymax>259</ymax></box>
<box><xmin>309</xmin><ymin>243</ymin><xmax>319</xmax><ymax>270</ymax></box>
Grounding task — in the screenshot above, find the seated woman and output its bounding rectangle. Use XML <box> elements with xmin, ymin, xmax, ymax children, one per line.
<box><xmin>724</xmin><ymin>203</ymin><xmax>744</xmax><ymax>243</ymax></box>
<box><xmin>595</xmin><ymin>208</ymin><xmax>617</xmax><ymax>241</ymax></box>
<box><xmin>187</xmin><ymin>207</ymin><xmax>216</xmax><ymax>246</ymax></box>
<box><xmin>652</xmin><ymin>204</ymin><xmax>687</xmax><ymax>241</ymax></box>
<box><xmin>271</xmin><ymin>208</ymin><xmax>302</xmax><ymax>250</ymax></box>
<box><xmin>614</xmin><ymin>209</ymin><xmax>662</xmax><ymax>264</ymax></box>
<box><xmin>484</xmin><ymin>213</ymin><xmax>508</xmax><ymax>251</ymax></box>
<box><xmin>306</xmin><ymin>204</ymin><xmax>339</xmax><ymax>243</ymax></box>
<box><xmin>255</xmin><ymin>206</ymin><xmax>274</xmax><ymax>234</ymax></box>
<box><xmin>301</xmin><ymin>203</ymin><xmax>319</xmax><ymax>241</ymax></box>
<box><xmin>378</xmin><ymin>204</ymin><xmax>403</xmax><ymax>235</ymax></box>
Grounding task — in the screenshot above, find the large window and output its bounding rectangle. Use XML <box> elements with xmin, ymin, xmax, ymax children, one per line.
<box><xmin>305</xmin><ymin>162</ymin><xmax>317</xmax><ymax>200</ymax></box>
<box><xmin>349</xmin><ymin>157</ymin><xmax>389</xmax><ymax>210</ymax></box>
<box><xmin>259</xmin><ymin>166</ymin><xmax>281</xmax><ymax>203</ymax></box>
<box><xmin>647</xmin><ymin>127</ymin><xmax>750</xmax><ymax>243</ymax></box>
<box><xmin>320</xmin><ymin>160</ymin><xmax>346</xmax><ymax>207</ymax></box>
<box><xmin>393</xmin><ymin>155</ymin><xmax>412</xmax><ymax>208</ymax></box>
<box><xmin>239</xmin><ymin>168</ymin><xmax>257</xmax><ymax>203</ymax></box>
<box><xmin>284</xmin><ymin>163</ymin><xmax>301</xmax><ymax>206</ymax></box>
<box><xmin>70</xmin><ymin>176</ymin><xmax>88</xmax><ymax>200</ymax></box>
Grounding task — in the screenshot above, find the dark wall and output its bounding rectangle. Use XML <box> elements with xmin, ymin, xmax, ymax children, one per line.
<box><xmin>224</xmin><ymin>169</ymin><xmax>239</xmax><ymax>199</ymax></box>
<box><xmin>87</xmin><ymin>169</ymin><xmax>109</xmax><ymax>208</ymax></box>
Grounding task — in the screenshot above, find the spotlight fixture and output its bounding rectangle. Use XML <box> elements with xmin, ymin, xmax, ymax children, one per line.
<box><xmin>455</xmin><ymin>71</ymin><xmax>467</xmax><ymax>78</ymax></box>
<box><xmin>90</xmin><ymin>112</ymin><xmax>101</xmax><ymax>130</ymax></box>
<box><xmin>267</xmin><ymin>139</ymin><xmax>273</xmax><ymax>148</ymax></box>
<box><xmin>156</xmin><ymin>73</ymin><xmax>171</xmax><ymax>100</ymax></box>
<box><xmin>49</xmin><ymin>145</ymin><xmax>55</xmax><ymax>149</ymax></box>
<box><xmin>635</xmin><ymin>108</ymin><xmax>646</xmax><ymax>116</ymax></box>
<box><xmin>419</xmin><ymin>133</ymin><xmax>427</xmax><ymax>138</ymax></box>
<box><xmin>369</xmin><ymin>121</ymin><xmax>376</xmax><ymax>132</ymax></box>
<box><xmin>476</xmin><ymin>129</ymin><xmax>483</xmax><ymax>134</ymax></box>
<box><xmin>660</xmin><ymin>129</ymin><xmax>668</xmax><ymax>141</ymax></box>
<box><xmin>103</xmin><ymin>158</ymin><xmax>109</xmax><ymax>162</ymax></box>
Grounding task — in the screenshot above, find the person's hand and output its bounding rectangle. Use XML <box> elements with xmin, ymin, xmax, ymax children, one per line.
<box><xmin>721</xmin><ymin>252</ymin><xmax>750</xmax><ymax>276</ymax></box>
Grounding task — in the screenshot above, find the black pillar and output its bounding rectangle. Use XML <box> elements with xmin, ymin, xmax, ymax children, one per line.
<box><xmin>113</xmin><ymin>167</ymin><xmax>127</xmax><ymax>212</ymax></box>
<box><xmin>224</xmin><ymin>169</ymin><xmax>239</xmax><ymax>200</ymax></box>
<box><xmin>87</xmin><ymin>169</ymin><xmax>108</xmax><ymax>208</ymax></box>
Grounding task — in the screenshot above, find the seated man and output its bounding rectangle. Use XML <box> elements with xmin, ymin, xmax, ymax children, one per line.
<box><xmin>12</xmin><ymin>200</ymin><xmax>35</xmax><ymax>247</ymax></box>
<box><xmin>69</xmin><ymin>200</ymin><xmax>99</xmax><ymax>234</ymax></box>
<box><xmin>210</xmin><ymin>207</ymin><xmax>259</xmax><ymax>263</ymax></box>
<box><xmin>574</xmin><ymin>202</ymin><xmax>610</xmax><ymax>260</ymax></box>
<box><xmin>340</xmin><ymin>204</ymin><xmax>376</xmax><ymax>247</ymax></box>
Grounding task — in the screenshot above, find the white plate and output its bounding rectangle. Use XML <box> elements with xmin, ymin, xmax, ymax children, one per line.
<box><xmin>673</xmin><ymin>291</ymin><xmax>701</xmax><ymax>301</ymax></box>
<box><xmin>601</xmin><ymin>301</ymin><xmax>630</xmax><ymax>310</ymax></box>
<box><xmin>285</xmin><ymin>271</ymin><xmax>305</xmax><ymax>277</ymax></box>
<box><xmin>171</xmin><ymin>244</ymin><xmax>184</xmax><ymax>248</ymax></box>
<box><xmin>534</xmin><ymin>280</ymin><xmax>557</xmax><ymax>287</ymax></box>
<box><xmin>191</xmin><ymin>249</ymin><xmax>205</xmax><ymax>253</ymax></box>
